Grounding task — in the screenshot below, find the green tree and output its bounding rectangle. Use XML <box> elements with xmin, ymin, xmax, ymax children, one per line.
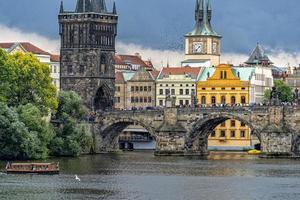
<box><xmin>17</xmin><ymin>104</ymin><xmax>54</xmax><ymax>159</ymax></box>
<box><xmin>264</xmin><ymin>80</ymin><xmax>294</xmax><ymax>103</ymax></box>
<box><xmin>0</xmin><ymin>50</ymin><xmax>58</xmax><ymax>114</ymax></box>
<box><xmin>50</xmin><ymin>91</ymin><xmax>92</xmax><ymax>157</ymax></box>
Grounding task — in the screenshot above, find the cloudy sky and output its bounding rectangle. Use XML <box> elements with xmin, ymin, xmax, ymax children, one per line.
<box><xmin>0</xmin><ymin>0</ymin><xmax>300</xmax><ymax>67</ymax></box>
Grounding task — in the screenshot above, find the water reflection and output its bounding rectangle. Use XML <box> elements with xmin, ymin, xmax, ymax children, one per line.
<box><xmin>1</xmin><ymin>151</ymin><xmax>300</xmax><ymax>200</ymax></box>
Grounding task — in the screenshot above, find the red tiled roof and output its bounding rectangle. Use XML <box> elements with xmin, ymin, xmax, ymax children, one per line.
<box><xmin>50</xmin><ymin>54</ymin><xmax>60</xmax><ymax>62</ymax></box>
<box><xmin>0</xmin><ymin>42</ymin><xmax>51</xmax><ymax>55</ymax></box>
<box><xmin>115</xmin><ymin>71</ymin><xmax>125</xmax><ymax>83</ymax></box>
<box><xmin>114</xmin><ymin>54</ymin><xmax>150</xmax><ymax>68</ymax></box>
<box><xmin>160</xmin><ymin>66</ymin><xmax>201</xmax><ymax>76</ymax></box>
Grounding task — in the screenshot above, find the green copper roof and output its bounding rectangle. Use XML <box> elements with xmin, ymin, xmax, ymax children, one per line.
<box><xmin>197</xmin><ymin>67</ymin><xmax>215</xmax><ymax>81</ymax></box>
<box><xmin>186</xmin><ymin>0</ymin><xmax>220</xmax><ymax>37</ymax></box>
<box><xmin>122</xmin><ymin>72</ymin><xmax>135</xmax><ymax>82</ymax></box>
<box><xmin>232</xmin><ymin>67</ymin><xmax>256</xmax><ymax>81</ymax></box>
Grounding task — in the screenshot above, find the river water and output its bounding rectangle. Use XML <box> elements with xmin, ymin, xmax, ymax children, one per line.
<box><xmin>1</xmin><ymin>151</ymin><xmax>300</xmax><ymax>200</ymax></box>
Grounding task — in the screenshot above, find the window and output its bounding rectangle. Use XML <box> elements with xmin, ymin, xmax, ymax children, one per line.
<box><xmin>185</xmin><ymin>100</ymin><xmax>189</xmax><ymax>105</ymax></box>
<box><xmin>231</xmin><ymin>120</ymin><xmax>236</xmax><ymax>127</ymax></box>
<box><xmin>211</xmin><ymin>131</ymin><xmax>216</xmax><ymax>137</ymax></box>
<box><xmin>171</xmin><ymin>89</ymin><xmax>175</xmax><ymax>95</ymax></box>
<box><xmin>54</xmin><ymin>66</ymin><xmax>57</xmax><ymax>73</ymax></box>
<box><xmin>179</xmin><ymin>100</ymin><xmax>184</xmax><ymax>105</ymax></box>
<box><xmin>148</xmin><ymin>86</ymin><xmax>152</xmax><ymax>91</ymax></box>
<box><xmin>144</xmin><ymin>86</ymin><xmax>147</xmax><ymax>91</ymax></box>
<box><xmin>140</xmin><ymin>86</ymin><xmax>143</xmax><ymax>92</ymax></box>
<box><xmin>131</xmin><ymin>97</ymin><xmax>134</xmax><ymax>103</ymax></box>
<box><xmin>67</xmin><ymin>65</ymin><xmax>73</xmax><ymax>74</ymax></box>
<box><xmin>159</xmin><ymin>100</ymin><xmax>163</xmax><ymax>106</ymax></box>
<box><xmin>202</xmin><ymin>88</ymin><xmax>206</xmax><ymax>90</ymax></box>
<box><xmin>201</xmin><ymin>96</ymin><xmax>206</xmax><ymax>104</ymax></box>
<box><xmin>140</xmin><ymin>97</ymin><xmax>143</xmax><ymax>102</ymax></box>
<box><xmin>221</xmin><ymin>122</ymin><xmax>226</xmax><ymax>127</ymax></box>
<box><xmin>231</xmin><ymin>88</ymin><xmax>236</xmax><ymax>90</ymax></box>
<box><xmin>172</xmin><ymin>84</ymin><xmax>175</xmax><ymax>87</ymax></box>
<box><xmin>79</xmin><ymin>65</ymin><xmax>85</xmax><ymax>74</ymax></box>
<box><xmin>186</xmin><ymin>84</ymin><xmax>189</xmax><ymax>87</ymax></box>
<box><xmin>159</xmin><ymin>89</ymin><xmax>163</xmax><ymax>95</ymax></box>
<box><xmin>221</xmin><ymin>88</ymin><xmax>225</xmax><ymax>90</ymax></box>
<box><xmin>117</xmin><ymin>97</ymin><xmax>120</xmax><ymax>103</ymax></box>
<box><xmin>211</xmin><ymin>96</ymin><xmax>216</xmax><ymax>104</ymax></box>
<box><xmin>212</xmin><ymin>88</ymin><xmax>215</xmax><ymax>90</ymax></box>
<box><xmin>240</xmin><ymin>131</ymin><xmax>246</xmax><ymax>138</ymax></box>
<box><xmin>241</xmin><ymin>96</ymin><xmax>246</xmax><ymax>104</ymax></box>
<box><xmin>241</xmin><ymin>122</ymin><xmax>246</xmax><ymax>127</ymax></box>
<box><xmin>220</xmin><ymin>131</ymin><xmax>226</xmax><ymax>138</ymax></box>
<box><xmin>180</xmin><ymin>89</ymin><xmax>184</xmax><ymax>95</ymax></box>
<box><xmin>186</xmin><ymin>89</ymin><xmax>190</xmax><ymax>95</ymax></box>
<box><xmin>116</xmin><ymin>86</ymin><xmax>120</xmax><ymax>92</ymax></box>
<box><xmin>165</xmin><ymin>89</ymin><xmax>170</xmax><ymax>95</ymax></box>
<box><xmin>191</xmin><ymin>89</ymin><xmax>195</xmax><ymax>94</ymax></box>
<box><xmin>180</xmin><ymin>84</ymin><xmax>183</xmax><ymax>87</ymax></box>
<box><xmin>231</xmin><ymin>96</ymin><xmax>236</xmax><ymax>104</ymax></box>
<box><xmin>136</xmin><ymin>86</ymin><xmax>139</xmax><ymax>92</ymax></box>
<box><xmin>230</xmin><ymin>131</ymin><xmax>236</xmax><ymax>138</ymax></box>
<box><xmin>135</xmin><ymin>97</ymin><xmax>139</xmax><ymax>102</ymax></box>
<box><xmin>144</xmin><ymin>97</ymin><xmax>147</xmax><ymax>103</ymax></box>
<box><xmin>242</xmin><ymin>87</ymin><xmax>246</xmax><ymax>90</ymax></box>
<box><xmin>131</xmin><ymin>86</ymin><xmax>134</xmax><ymax>92</ymax></box>
<box><xmin>221</xmin><ymin>96</ymin><xmax>226</xmax><ymax>104</ymax></box>
<box><xmin>148</xmin><ymin>97</ymin><xmax>152</xmax><ymax>103</ymax></box>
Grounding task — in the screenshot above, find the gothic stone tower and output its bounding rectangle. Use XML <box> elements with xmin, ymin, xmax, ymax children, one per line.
<box><xmin>184</xmin><ymin>0</ymin><xmax>221</xmax><ymax>67</ymax></box>
<box><xmin>59</xmin><ymin>0</ymin><xmax>118</xmax><ymax>111</ymax></box>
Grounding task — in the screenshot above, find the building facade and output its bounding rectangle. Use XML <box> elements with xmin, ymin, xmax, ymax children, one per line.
<box><xmin>183</xmin><ymin>0</ymin><xmax>221</xmax><ymax>68</ymax></box>
<box><xmin>197</xmin><ymin>64</ymin><xmax>253</xmax><ymax>149</ymax></box>
<box><xmin>115</xmin><ymin>53</ymin><xmax>154</xmax><ymax>72</ymax></box>
<box><xmin>156</xmin><ymin>66</ymin><xmax>201</xmax><ymax>107</ymax></box>
<box><xmin>286</xmin><ymin>66</ymin><xmax>300</xmax><ymax>91</ymax></box>
<box><xmin>59</xmin><ymin>0</ymin><xmax>118</xmax><ymax>111</ymax></box>
<box><xmin>0</xmin><ymin>42</ymin><xmax>60</xmax><ymax>89</ymax></box>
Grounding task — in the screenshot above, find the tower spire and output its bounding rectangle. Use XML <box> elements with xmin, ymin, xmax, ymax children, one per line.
<box><xmin>60</xmin><ymin>1</ymin><xmax>64</xmax><ymax>13</ymax></box>
<box><xmin>113</xmin><ymin>1</ymin><xmax>117</xmax><ymax>14</ymax></box>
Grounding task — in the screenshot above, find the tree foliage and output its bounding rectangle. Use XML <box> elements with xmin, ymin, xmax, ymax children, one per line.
<box><xmin>0</xmin><ymin>49</ymin><xmax>58</xmax><ymax>114</ymax></box>
<box><xmin>264</xmin><ymin>80</ymin><xmax>294</xmax><ymax>103</ymax></box>
<box><xmin>50</xmin><ymin>91</ymin><xmax>92</xmax><ymax>157</ymax></box>
<box><xmin>0</xmin><ymin>103</ymin><xmax>53</xmax><ymax>160</ymax></box>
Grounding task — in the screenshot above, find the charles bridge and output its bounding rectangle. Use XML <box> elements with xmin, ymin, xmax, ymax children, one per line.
<box><xmin>88</xmin><ymin>104</ymin><xmax>300</xmax><ymax>158</ymax></box>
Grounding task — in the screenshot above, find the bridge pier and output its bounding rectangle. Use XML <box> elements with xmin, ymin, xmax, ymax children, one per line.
<box><xmin>260</xmin><ymin>125</ymin><xmax>293</xmax><ymax>158</ymax></box>
<box><xmin>184</xmin><ymin>137</ymin><xmax>209</xmax><ymax>157</ymax></box>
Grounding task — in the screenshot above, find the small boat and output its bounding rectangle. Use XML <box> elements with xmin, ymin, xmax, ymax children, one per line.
<box><xmin>5</xmin><ymin>162</ymin><xmax>59</xmax><ymax>174</ymax></box>
<box><xmin>248</xmin><ymin>149</ymin><xmax>262</xmax><ymax>155</ymax></box>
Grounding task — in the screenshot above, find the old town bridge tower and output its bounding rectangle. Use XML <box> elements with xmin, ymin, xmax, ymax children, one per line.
<box><xmin>59</xmin><ymin>0</ymin><xmax>118</xmax><ymax>111</ymax></box>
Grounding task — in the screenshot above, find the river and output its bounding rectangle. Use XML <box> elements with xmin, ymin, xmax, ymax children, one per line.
<box><xmin>1</xmin><ymin>151</ymin><xmax>300</xmax><ymax>200</ymax></box>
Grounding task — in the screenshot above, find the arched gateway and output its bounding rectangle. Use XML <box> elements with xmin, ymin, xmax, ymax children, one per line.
<box><xmin>91</xmin><ymin>106</ymin><xmax>300</xmax><ymax>158</ymax></box>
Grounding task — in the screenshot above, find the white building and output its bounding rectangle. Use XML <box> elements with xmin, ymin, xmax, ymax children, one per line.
<box><xmin>156</xmin><ymin>66</ymin><xmax>201</xmax><ymax>107</ymax></box>
<box><xmin>0</xmin><ymin>42</ymin><xmax>60</xmax><ymax>90</ymax></box>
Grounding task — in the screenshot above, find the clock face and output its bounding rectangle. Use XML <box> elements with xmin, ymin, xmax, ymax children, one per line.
<box><xmin>212</xmin><ymin>42</ymin><xmax>218</xmax><ymax>54</ymax></box>
<box><xmin>192</xmin><ymin>42</ymin><xmax>203</xmax><ymax>54</ymax></box>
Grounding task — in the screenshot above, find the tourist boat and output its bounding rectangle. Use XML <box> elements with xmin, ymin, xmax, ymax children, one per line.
<box><xmin>5</xmin><ymin>162</ymin><xmax>59</xmax><ymax>174</ymax></box>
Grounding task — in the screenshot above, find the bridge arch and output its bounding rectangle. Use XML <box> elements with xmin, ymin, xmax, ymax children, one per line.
<box><xmin>186</xmin><ymin>113</ymin><xmax>260</xmax><ymax>150</ymax></box>
<box><xmin>100</xmin><ymin>117</ymin><xmax>157</xmax><ymax>150</ymax></box>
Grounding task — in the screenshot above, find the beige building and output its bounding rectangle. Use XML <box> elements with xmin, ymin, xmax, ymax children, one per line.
<box><xmin>115</xmin><ymin>67</ymin><xmax>159</xmax><ymax>110</ymax></box>
<box><xmin>286</xmin><ymin>66</ymin><xmax>300</xmax><ymax>91</ymax></box>
<box><xmin>156</xmin><ymin>66</ymin><xmax>201</xmax><ymax>107</ymax></box>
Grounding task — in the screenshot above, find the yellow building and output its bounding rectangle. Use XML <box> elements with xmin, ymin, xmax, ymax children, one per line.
<box><xmin>197</xmin><ymin>64</ymin><xmax>253</xmax><ymax>150</ymax></box>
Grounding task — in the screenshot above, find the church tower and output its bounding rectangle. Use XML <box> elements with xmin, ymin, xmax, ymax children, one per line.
<box><xmin>183</xmin><ymin>0</ymin><xmax>221</xmax><ymax>67</ymax></box>
<box><xmin>59</xmin><ymin>0</ymin><xmax>118</xmax><ymax>111</ymax></box>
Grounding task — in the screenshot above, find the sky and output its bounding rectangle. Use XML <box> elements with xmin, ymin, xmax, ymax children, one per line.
<box><xmin>0</xmin><ymin>0</ymin><xmax>300</xmax><ymax>68</ymax></box>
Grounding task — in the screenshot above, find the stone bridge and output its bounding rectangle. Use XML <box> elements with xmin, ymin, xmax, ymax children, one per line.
<box><xmin>90</xmin><ymin>106</ymin><xmax>300</xmax><ymax>157</ymax></box>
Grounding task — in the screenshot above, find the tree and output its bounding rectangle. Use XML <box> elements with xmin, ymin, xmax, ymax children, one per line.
<box><xmin>264</xmin><ymin>80</ymin><xmax>294</xmax><ymax>103</ymax></box>
<box><xmin>0</xmin><ymin>50</ymin><xmax>58</xmax><ymax>114</ymax></box>
<box><xmin>17</xmin><ymin>104</ymin><xmax>54</xmax><ymax>159</ymax></box>
<box><xmin>50</xmin><ymin>91</ymin><xmax>92</xmax><ymax>157</ymax></box>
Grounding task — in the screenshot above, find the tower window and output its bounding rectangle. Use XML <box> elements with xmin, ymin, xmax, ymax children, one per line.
<box><xmin>79</xmin><ymin>65</ymin><xmax>85</xmax><ymax>74</ymax></box>
<box><xmin>67</xmin><ymin>65</ymin><xmax>73</xmax><ymax>75</ymax></box>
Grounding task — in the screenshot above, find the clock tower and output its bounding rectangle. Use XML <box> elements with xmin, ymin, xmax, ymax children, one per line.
<box><xmin>183</xmin><ymin>0</ymin><xmax>221</xmax><ymax>67</ymax></box>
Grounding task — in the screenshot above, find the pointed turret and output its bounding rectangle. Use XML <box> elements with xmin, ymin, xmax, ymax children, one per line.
<box><xmin>113</xmin><ymin>1</ymin><xmax>117</xmax><ymax>14</ymax></box>
<box><xmin>245</xmin><ymin>43</ymin><xmax>273</xmax><ymax>66</ymax></box>
<box><xmin>187</xmin><ymin>0</ymin><xmax>220</xmax><ymax>37</ymax></box>
<box><xmin>60</xmin><ymin>1</ymin><xmax>64</xmax><ymax>13</ymax></box>
<box><xmin>76</xmin><ymin>0</ymin><xmax>107</xmax><ymax>13</ymax></box>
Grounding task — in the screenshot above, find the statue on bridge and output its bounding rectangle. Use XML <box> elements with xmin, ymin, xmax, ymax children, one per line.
<box><xmin>294</xmin><ymin>88</ymin><xmax>300</xmax><ymax>105</ymax></box>
<box><xmin>270</xmin><ymin>87</ymin><xmax>281</xmax><ymax>106</ymax></box>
